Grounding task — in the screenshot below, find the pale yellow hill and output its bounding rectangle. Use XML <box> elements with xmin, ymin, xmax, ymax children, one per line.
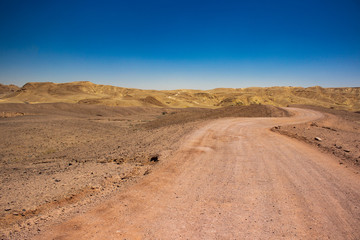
<box><xmin>0</xmin><ymin>81</ymin><xmax>359</xmax><ymax>111</ymax></box>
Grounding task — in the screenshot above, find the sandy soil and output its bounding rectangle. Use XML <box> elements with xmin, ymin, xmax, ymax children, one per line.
<box><xmin>272</xmin><ymin>105</ymin><xmax>360</xmax><ymax>167</ymax></box>
<box><xmin>0</xmin><ymin>103</ymin><xmax>288</xmax><ymax>239</ymax></box>
<box><xmin>26</xmin><ymin>108</ymin><xmax>360</xmax><ymax>239</ymax></box>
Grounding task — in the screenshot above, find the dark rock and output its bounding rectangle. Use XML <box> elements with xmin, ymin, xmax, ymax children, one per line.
<box><xmin>150</xmin><ymin>155</ymin><xmax>159</xmax><ymax>162</ymax></box>
<box><xmin>310</xmin><ymin>122</ymin><xmax>318</xmax><ymax>127</ymax></box>
<box><xmin>334</xmin><ymin>144</ymin><xmax>342</xmax><ymax>149</ymax></box>
<box><xmin>322</xmin><ymin>126</ymin><xmax>337</xmax><ymax>131</ymax></box>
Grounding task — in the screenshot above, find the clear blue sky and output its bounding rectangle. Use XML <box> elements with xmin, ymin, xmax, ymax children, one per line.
<box><xmin>0</xmin><ymin>0</ymin><xmax>359</xmax><ymax>89</ymax></box>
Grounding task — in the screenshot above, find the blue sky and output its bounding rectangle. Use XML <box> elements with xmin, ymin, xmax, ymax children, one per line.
<box><xmin>0</xmin><ymin>0</ymin><xmax>359</xmax><ymax>89</ymax></box>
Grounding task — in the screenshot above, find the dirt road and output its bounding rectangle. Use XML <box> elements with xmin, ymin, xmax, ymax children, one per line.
<box><xmin>35</xmin><ymin>108</ymin><xmax>360</xmax><ymax>240</ymax></box>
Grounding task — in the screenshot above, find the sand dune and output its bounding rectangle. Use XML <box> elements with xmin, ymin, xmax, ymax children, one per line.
<box><xmin>0</xmin><ymin>81</ymin><xmax>359</xmax><ymax>111</ymax></box>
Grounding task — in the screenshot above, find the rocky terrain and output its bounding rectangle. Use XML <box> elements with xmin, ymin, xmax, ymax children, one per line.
<box><xmin>272</xmin><ymin>105</ymin><xmax>360</xmax><ymax>167</ymax></box>
<box><xmin>29</xmin><ymin>108</ymin><xmax>360</xmax><ymax>240</ymax></box>
<box><xmin>0</xmin><ymin>84</ymin><xmax>19</xmax><ymax>98</ymax></box>
<box><xmin>0</xmin><ymin>81</ymin><xmax>359</xmax><ymax>239</ymax></box>
<box><xmin>0</xmin><ymin>103</ymin><xmax>289</xmax><ymax>239</ymax></box>
<box><xmin>0</xmin><ymin>81</ymin><xmax>359</xmax><ymax>111</ymax></box>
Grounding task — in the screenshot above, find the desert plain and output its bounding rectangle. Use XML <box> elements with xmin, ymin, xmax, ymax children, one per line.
<box><xmin>0</xmin><ymin>82</ymin><xmax>360</xmax><ymax>239</ymax></box>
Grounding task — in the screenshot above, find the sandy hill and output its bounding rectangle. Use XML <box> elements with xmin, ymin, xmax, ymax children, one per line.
<box><xmin>0</xmin><ymin>81</ymin><xmax>359</xmax><ymax>111</ymax></box>
<box><xmin>0</xmin><ymin>83</ymin><xmax>20</xmax><ymax>96</ymax></box>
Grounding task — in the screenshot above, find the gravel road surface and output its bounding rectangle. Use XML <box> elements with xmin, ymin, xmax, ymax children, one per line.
<box><xmin>35</xmin><ymin>109</ymin><xmax>360</xmax><ymax>239</ymax></box>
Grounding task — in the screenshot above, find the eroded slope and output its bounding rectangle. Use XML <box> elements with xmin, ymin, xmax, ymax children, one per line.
<box><xmin>1</xmin><ymin>81</ymin><xmax>359</xmax><ymax>111</ymax></box>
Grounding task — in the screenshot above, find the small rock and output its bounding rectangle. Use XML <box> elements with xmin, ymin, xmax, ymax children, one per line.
<box><xmin>344</xmin><ymin>149</ymin><xmax>350</xmax><ymax>153</ymax></box>
<box><xmin>150</xmin><ymin>155</ymin><xmax>159</xmax><ymax>162</ymax></box>
<box><xmin>4</xmin><ymin>208</ymin><xmax>11</xmax><ymax>211</ymax></box>
<box><xmin>310</xmin><ymin>122</ymin><xmax>318</xmax><ymax>127</ymax></box>
<box><xmin>54</xmin><ymin>179</ymin><xmax>61</xmax><ymax>182</ymax></box>
<box><xmin>90</xmin><ymin>185</ymin><xmax>100</xmax><ymax>190</ymax></box>
<box><xmin>314</xmin><ymin>137</ymin><xmax>322</xmax><ymax>141</ymax></box>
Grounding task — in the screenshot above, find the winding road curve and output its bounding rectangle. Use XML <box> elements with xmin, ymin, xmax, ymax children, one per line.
<box><xmin>35</xmin><ymin>108</ymin><xmax>360</xmax><ymax>239</ymax></box>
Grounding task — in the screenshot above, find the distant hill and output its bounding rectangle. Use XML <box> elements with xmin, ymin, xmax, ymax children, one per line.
<box><xmin>0</xmin><ymin>83</ymin><xmax>20</xmax><ymax>95</ymax></box>
<box><xmin>0</xmin><ymin>81</ymin><xmax>359</xmax><ymax>111</ymax></box>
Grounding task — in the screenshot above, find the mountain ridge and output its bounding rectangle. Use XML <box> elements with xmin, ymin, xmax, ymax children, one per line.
<box><xmin>0</xmin><ymin>81</ymin><xmax>359</xmax><ymax>111</ymax></box>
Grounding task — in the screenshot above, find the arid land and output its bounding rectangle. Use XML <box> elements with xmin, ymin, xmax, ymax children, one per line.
<box><xmin>0</xmin><ymin>82</ymin><xmax>359</xmax><ymax>239</ymax></box>
<box><xmin>1</xmin><ymin>81</ymin><xmax>359</xmax><ymax>111</ymax></box>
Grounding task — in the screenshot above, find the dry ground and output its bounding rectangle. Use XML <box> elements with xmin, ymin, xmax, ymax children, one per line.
<box><xmin>272</xmin><ymin>105</ymin><xmax>360</xmax><ymax>167</ymax></box>
<box><xmin>32</xmin><ymin>108</ymin><xmax>360</xmax><ymax>240</ymax></box>
<box><xmin>0</xmin><ymin>103</ymin><xmax>288</xmax><ymax>239</ymax></box>
<box><xmin>1</xmin><ymin>81</ymin><xmax>359</xmax><ymax>111</ymax></box>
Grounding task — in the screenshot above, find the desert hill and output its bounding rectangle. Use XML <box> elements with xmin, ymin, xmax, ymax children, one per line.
<box><xmin>0</xmin><ymin>83</ymin><xmax>20</xmax><ymax>96</ymax></box>
<box><xmin>0</xmin><ymin>81</ymin><xmax>359</xmax><ymax>111</ymax></box>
